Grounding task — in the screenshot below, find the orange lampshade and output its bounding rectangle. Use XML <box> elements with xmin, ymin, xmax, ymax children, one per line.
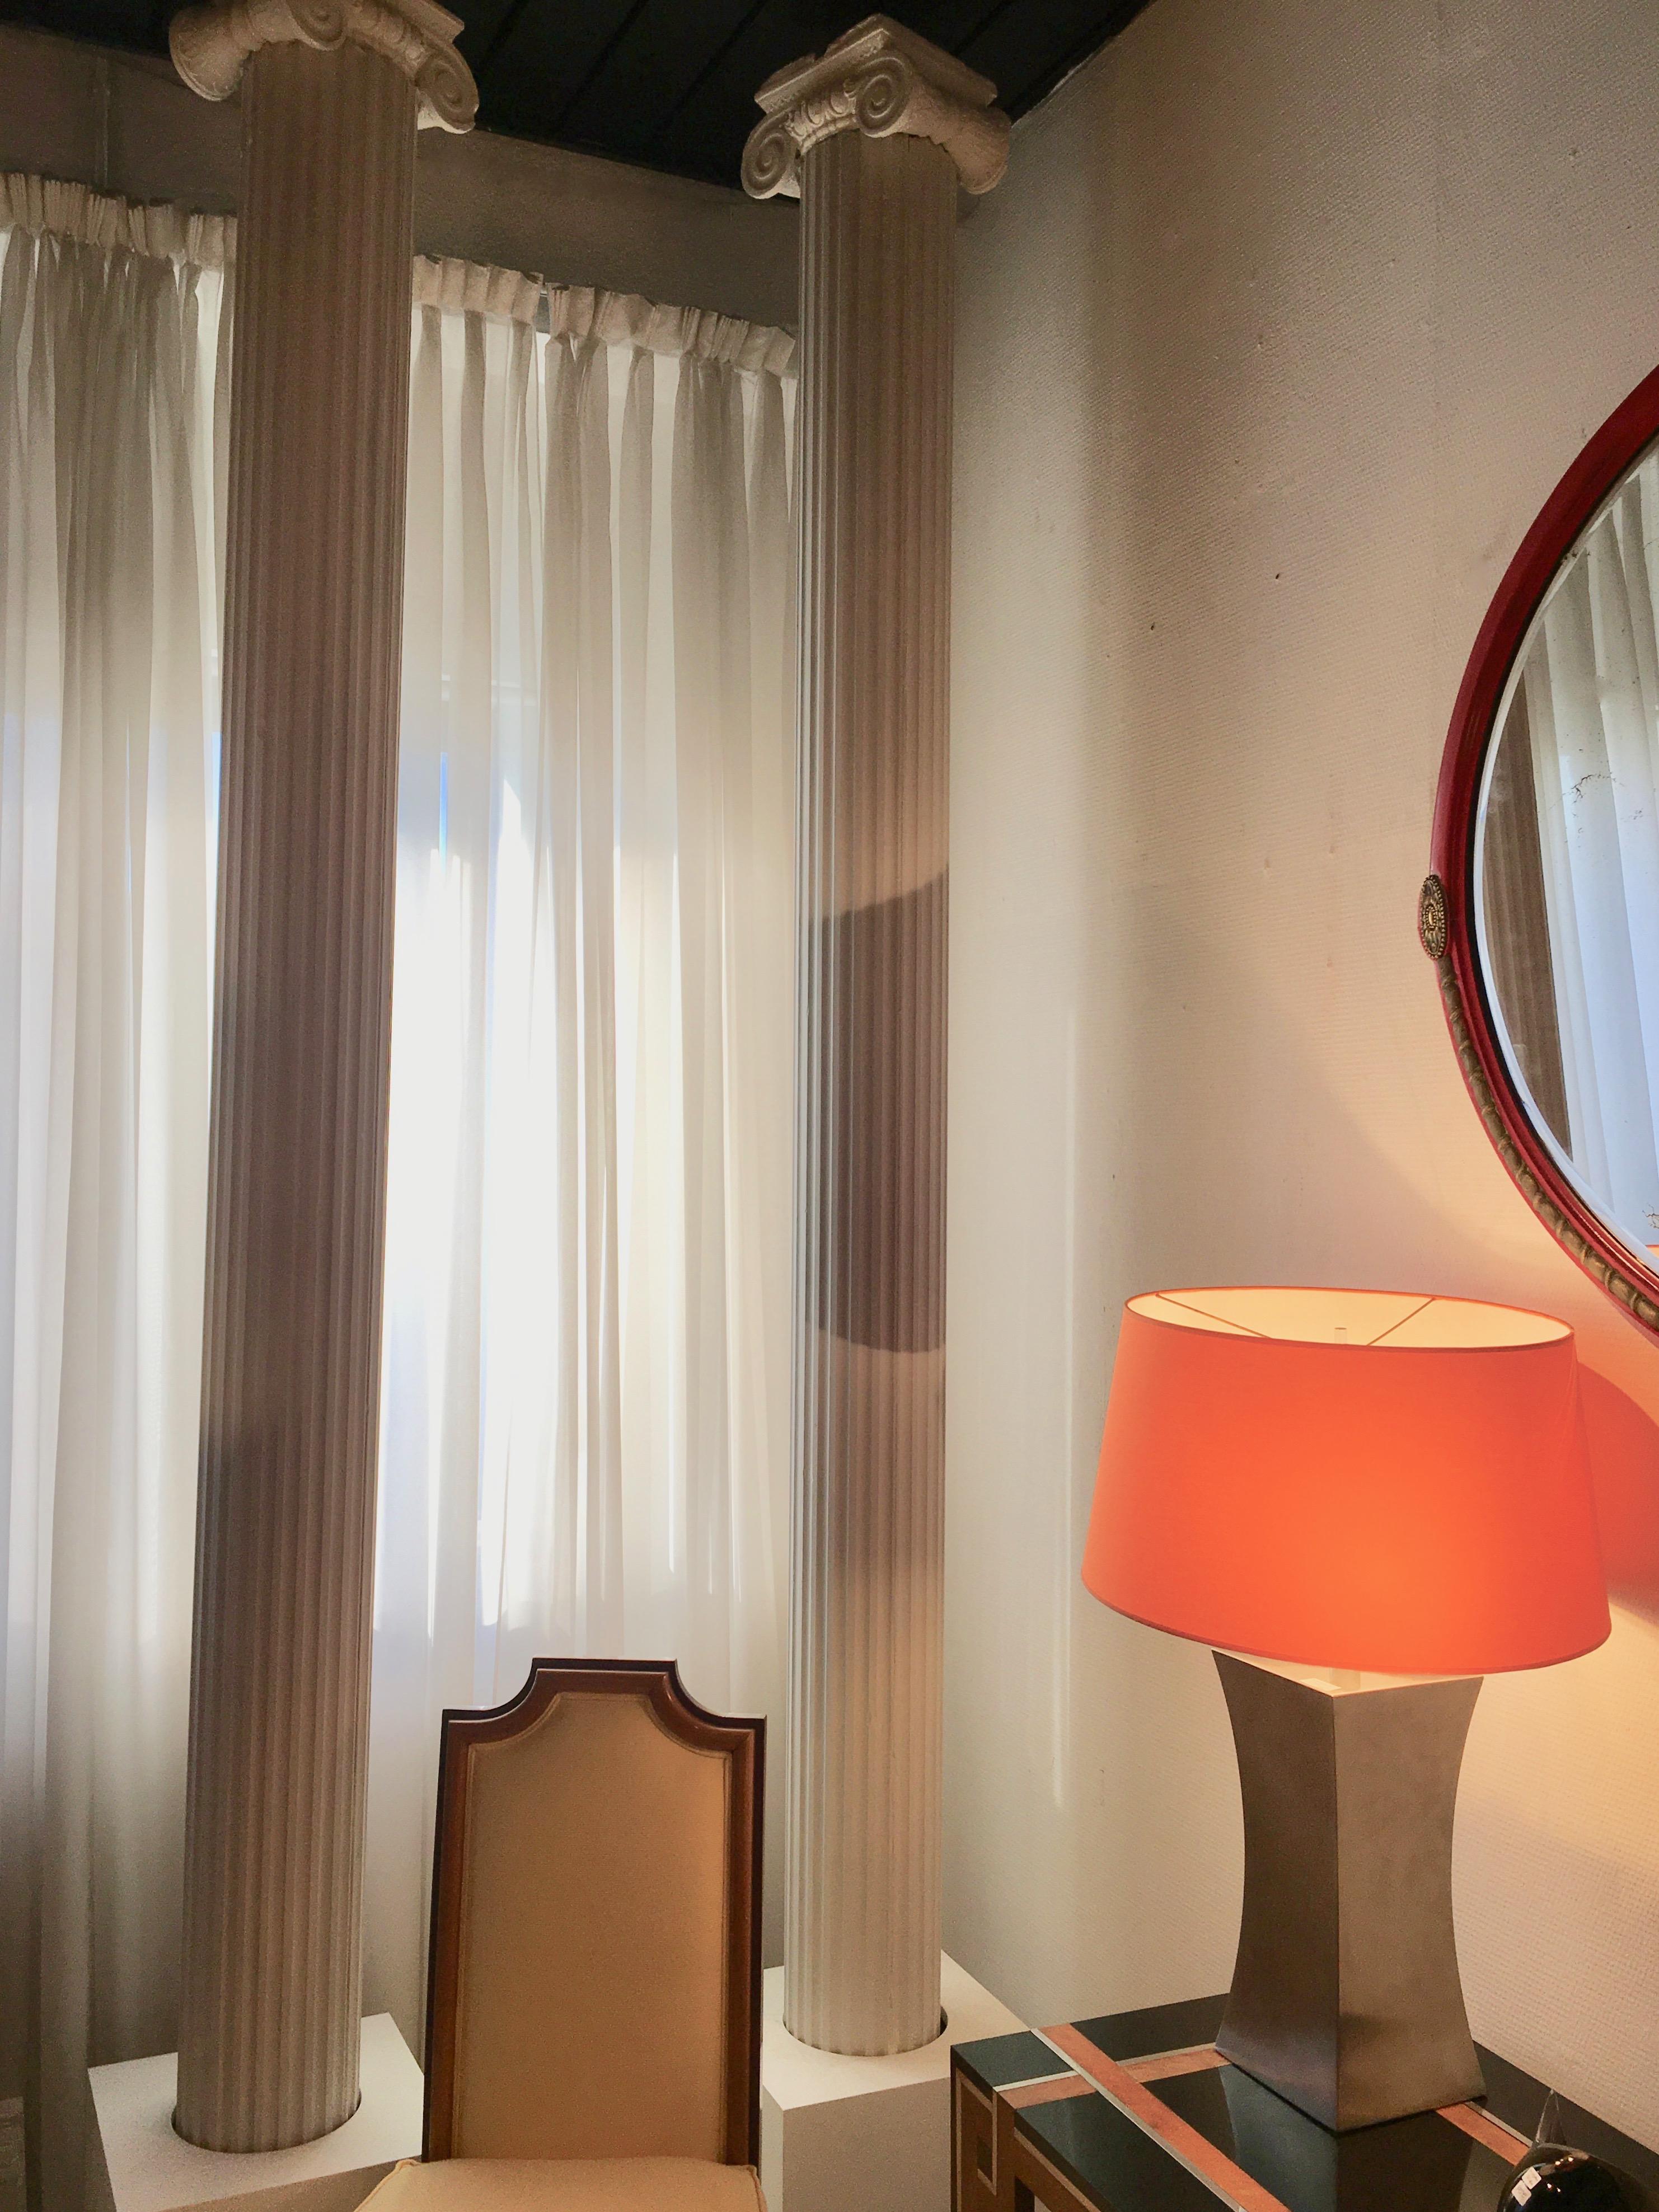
<box><xmin>1083</xmin><ymin>1288</ymin><xmax>1610</xmax><ymax>1675</ymax></box>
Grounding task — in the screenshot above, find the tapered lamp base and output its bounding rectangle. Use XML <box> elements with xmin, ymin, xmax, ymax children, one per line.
<box><xmin>1213</xmin><ymin>1652</ymin><xmax>1486</xmax><ymax>2132</ymax></box>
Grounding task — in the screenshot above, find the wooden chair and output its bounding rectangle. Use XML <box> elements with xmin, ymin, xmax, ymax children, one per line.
<box><xmin>363</xmin><ymin>1659</ymin><xmax>766</xmax><ymax>2212</ymax></box>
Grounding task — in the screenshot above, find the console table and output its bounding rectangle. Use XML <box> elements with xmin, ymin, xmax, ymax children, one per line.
<box><xmin>952</xmin><ymin>1995</ymin><xmax>1659</xmax><ymax>2212</ymax></box>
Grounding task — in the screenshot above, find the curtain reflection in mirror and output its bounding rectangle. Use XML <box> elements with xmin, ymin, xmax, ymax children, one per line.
<box><xmin>1482</xmin><ymin>682</ymin><xmax>1571</xmax><ymax>1152</ymax></box>
<box><xmin>1483</xmin><ymin>457</ymin><xmax>1659</xmax><ymax>1262</ymax></box>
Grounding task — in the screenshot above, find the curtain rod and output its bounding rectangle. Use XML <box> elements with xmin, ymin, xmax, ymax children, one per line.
<box><xmin>0</xmin><ymin>171</ymin><xmax>798</xmax><ymax>379</ymax></box>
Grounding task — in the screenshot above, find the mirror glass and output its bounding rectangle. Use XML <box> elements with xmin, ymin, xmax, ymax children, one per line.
<box><xmin>1475</xmin><ymin>435</ymin><xmax>1659</xmax><ymax>1273</ymax></box>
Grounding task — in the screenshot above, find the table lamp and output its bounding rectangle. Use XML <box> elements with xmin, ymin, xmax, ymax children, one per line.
<box><xmin>1083</xmin><ymin>1287</ymin><xmax>1609</xmax><ymax>2134</ymax></box>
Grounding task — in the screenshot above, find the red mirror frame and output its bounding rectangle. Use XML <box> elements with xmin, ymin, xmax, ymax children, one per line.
<box><xmin>1426</xmin><ymin>360</ymin><xmax>1659</xmax><ymax>1340</ymax></box>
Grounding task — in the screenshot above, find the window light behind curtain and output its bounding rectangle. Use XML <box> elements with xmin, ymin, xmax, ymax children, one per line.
<box><xmin>0</xmin><ymin>189</ymin><xmax>795</xmax><ymax>2210</ymax></box>
<box><xmin>365</xmin><ymin>262</ymin><xmax>796</xmax><ymax>2039</ymax></box>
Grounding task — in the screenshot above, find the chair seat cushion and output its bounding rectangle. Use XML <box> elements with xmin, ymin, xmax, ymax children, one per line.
<box><xmin>362</xmin><ymin>2160</ymin><xmax>765</xmax><ymax>2212</ymax></box>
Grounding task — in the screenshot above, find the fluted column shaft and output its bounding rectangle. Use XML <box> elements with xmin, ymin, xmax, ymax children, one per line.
<box><xmin>174</xmin><ymin>39</ymin><xmax>419</xmax><ymax>2153</ymax></box>
<box><xmin>746</xmin><ymin>20</ymin><xmax>1006</xmax><ymax>2058</ymax></box>
<box><xmin>788</xmin><ymin>124</ymin><xmax>956</xmax><ymax>2059</ymax></box>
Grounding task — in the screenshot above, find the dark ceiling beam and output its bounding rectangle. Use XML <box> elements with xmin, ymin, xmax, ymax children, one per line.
<box><xmin>639</xmin><ymin>0</ymin><xmax>771</xmax><ymax>163</ymax></box>
<box><xmin>954</xmin><ymin>0</ymin><xmax>1020</xmax><ymax>55</ymax></box>
<box><xmin>549</xmin><ymin>0</ymin><xmax>657</xmax><ymax>130</ymax></box>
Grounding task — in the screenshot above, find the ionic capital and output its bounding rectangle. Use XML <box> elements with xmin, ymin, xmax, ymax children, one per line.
<box><xmin>742</xmin><ymin>15</ymin><xmax>1007</xmax><ymax>201</ymax></box>
<box><xmin>170</xmin><ymin>0</ymin><xmax>478</xmax><ymax>132</ymax></box>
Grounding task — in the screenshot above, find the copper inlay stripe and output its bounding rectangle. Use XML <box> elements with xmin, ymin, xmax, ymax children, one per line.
<box><xmin>1006</xmin><ymin>2074</ymin><xmax>1095</xmax><ymax>2110</ymax></box>
<box><xmin>1125</xmin><ymin>2045</ymin><xmax>1230</xmax><ymax>2084</ymax></box>
<box><xmin>1440</xmin><ymin>2103</ymin><xmax>1529</xmax><ymax>2162</ymax></box>
<box><xmin>1043</xmin><ymin>2026</ymin><xmax>1290</xmax><ymax>2212</ymax></box>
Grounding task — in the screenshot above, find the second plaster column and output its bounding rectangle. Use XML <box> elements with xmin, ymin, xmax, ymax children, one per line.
<box><xmin>744</xmin><ymin>19</ymin><xmax>1007</xmax><ymax>2057</ymax></box>
<box><xmin>167</xmin><ymin>0</ymin><xmax>475</xmax><ymax>2153</ymax></box>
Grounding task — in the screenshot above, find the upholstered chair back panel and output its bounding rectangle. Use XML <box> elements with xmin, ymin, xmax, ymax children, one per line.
<box><xmin>428</xmin><ymin>1672</ymin><xmax>761</xmax><ymax>2165</ymax></box>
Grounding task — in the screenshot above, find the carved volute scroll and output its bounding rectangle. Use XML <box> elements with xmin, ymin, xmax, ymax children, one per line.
<box><xmin>170</xmin><ymin>0</ymin><xmax>479</xmax><ymax>132</ymax></box>
<box><xmin>742</xmin><ymin>14</ymin><xmax>1009</xmax><ymax>201</ymax></box>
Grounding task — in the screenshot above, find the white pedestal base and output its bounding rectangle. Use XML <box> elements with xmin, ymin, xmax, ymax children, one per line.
<box><xmin>760</xmin><ymin>1954</ymin><xmax>1023</xmax><ymax>2212</ymax></box>
<box><xmin>89</xmin><ymin>2016</ymin><xmax>421</xmax><ymax>2212</ymax></box>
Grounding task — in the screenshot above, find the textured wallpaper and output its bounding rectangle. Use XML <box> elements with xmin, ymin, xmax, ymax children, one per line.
<box><xmin>944</xmin><ymin>0</ymin><xmax>1659</xmax><ymax>2149</ymax></box>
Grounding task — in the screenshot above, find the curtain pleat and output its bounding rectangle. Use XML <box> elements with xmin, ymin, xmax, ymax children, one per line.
<box><xmin>1</xmin><ymin>208</ymin><xmax>796</xmax><ymax>2200</ymax></box>
<box><xmin>0</xmin><ymin>222</ymin><xmax>223</xmax><ymax>2212</ymax></box>
<box><xmin>362</xmin><ymin>312</ymin><xmax>795</xmax><ymax>2048</ymax></box>
<box><xmin>1516</xmin><ymin>457</ymin><xmax>1659</xmax><ymax>1255</ymax></box>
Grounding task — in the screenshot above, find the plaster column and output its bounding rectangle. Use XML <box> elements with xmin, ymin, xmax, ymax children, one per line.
<box><xmin>743</xmin><ymin>19</ymin><xmax>1006</xmax><ymax>2058</ymax></box>
<box><xmin>166</xmin><ymin>0</ymin><xmax>475</xmax><ymax>2153</ymax></box>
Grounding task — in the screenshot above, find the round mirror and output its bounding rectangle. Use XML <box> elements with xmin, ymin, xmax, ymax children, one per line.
<box><xmin>1429</xmin><ymin>365</ymin><xmax>1659</xmax><ymax>1337</ymax></box>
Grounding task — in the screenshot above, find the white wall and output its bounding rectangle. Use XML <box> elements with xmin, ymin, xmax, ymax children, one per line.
<box><xmin>946</xmin><ymin>0</ymin><xmax>1659</xmax><ymax>2147</ymax></box>
<box><xmin>0</xmin><ymin>24</ymin><xmax>798</xmax><ymax>329</ymax></box>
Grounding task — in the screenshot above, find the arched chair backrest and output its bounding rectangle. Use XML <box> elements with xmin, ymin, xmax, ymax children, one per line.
<box><xmin>423</xmin><ymin>1660</ymin><xmax>764</xmax><ymax>2168</ymax></box>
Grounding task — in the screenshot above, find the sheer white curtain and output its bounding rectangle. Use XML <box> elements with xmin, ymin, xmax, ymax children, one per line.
<box><xmin>0</xmin><ymin>182</ymin><xmax>226</xmax><ymax>2210</ymax></box>
<box><xmin>362</xmin><ymin>263</ymin><xmax>795</xmax><ymax>2041</ymax></box>
<box><xmin>1522</xmin><ymin>454</ymin><xmax>1659</xmax><ymax>1254</ymax></box>
<box><xmin>0</xmin><ymin>202</ymin><xmax>795</xmax><ymax>2205</ymax></box>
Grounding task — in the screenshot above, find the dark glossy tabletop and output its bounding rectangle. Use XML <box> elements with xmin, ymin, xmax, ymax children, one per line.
<box><xmin>955</xmin><ymin>1995</ymin><xmax>1659</xmax><ymax>2212</ymax></box>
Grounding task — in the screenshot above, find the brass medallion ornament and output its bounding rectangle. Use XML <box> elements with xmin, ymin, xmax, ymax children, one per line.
<box><xmin>1417</xmin><ymin>873</ymin><xmax>1448</xmax><ymax>961</ymax></box>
